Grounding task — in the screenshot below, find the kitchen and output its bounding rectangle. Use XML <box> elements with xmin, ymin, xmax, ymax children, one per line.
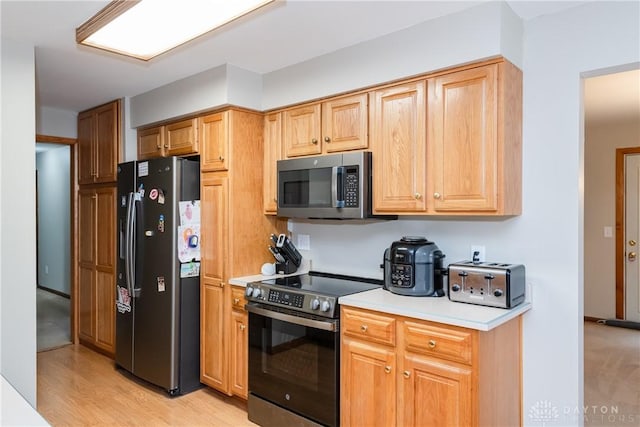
<box><xmin>2</xmin><ymin>1</ymin><xmax>640</xmax><ymax>426</ymax></box>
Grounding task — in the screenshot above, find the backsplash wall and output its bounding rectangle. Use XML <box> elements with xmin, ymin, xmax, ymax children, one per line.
<box><xmin>289</xmin><ymin>217</ymin><xmax>524</xmax><ymax>280</ymax></box>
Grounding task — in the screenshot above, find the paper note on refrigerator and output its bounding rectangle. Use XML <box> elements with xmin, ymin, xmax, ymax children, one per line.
<box><xmin>179</xmin><ymin>200</ymin><xmax>200</xmax><ymax>226</ymax></box>
<box><xmin>178</xmin><ymin>224</ymin><xmax>200</xmax><ymax>263</ymax></box>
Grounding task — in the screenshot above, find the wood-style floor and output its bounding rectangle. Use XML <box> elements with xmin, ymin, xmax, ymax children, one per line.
<box><xmin>37</xmin><ymin>345</ymin><xmax>257</xmax><ymax>426</ymax></box>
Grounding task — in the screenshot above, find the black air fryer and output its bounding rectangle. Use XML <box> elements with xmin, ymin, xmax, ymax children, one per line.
<box><xmin>383</xmin><ymin>236</ymin><xmax>445</xmax><ymax>297</ymax></box>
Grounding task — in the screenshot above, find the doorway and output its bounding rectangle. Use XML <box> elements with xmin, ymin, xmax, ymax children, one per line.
<box><xmin>35</xmin><ymin>138</ymin><xmax>74</xmax><ymax>351</ymax></box>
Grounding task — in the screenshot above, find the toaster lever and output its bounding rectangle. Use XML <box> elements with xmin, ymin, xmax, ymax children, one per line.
<box><xmin>484</xmin><ymin>274</ymin><xmax>495</xmax><ymax>294</ymax></box>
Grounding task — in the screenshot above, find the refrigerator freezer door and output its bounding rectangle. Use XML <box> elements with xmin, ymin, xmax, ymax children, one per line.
<box><xmin>116</xmin><ymin>161</ymin><xmax>136</xmax><ymax>372</ymax></box>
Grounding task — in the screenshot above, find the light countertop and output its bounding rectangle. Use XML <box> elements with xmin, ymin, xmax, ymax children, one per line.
<box><xmin>339</xmin><ymin>288</ymin><xmax>531</xmax><ymax>331</ymax></box>
<box><xmin>228</xmin><ymin>259</ymin><xmax>311</xmax><ymax>287</ymax></box>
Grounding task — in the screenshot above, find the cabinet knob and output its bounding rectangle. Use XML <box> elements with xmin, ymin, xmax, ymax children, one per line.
<box><xmin>156</xmin><ymin>143</ymin><xmax>161</xmax><ymax>149</ymax></box>
<box><xmin>433</xmin><ymin>192</ymin><xmax>441</xmax><ymax>199</ymax></box>
<box><xmin>220</xmin><ymin>282</ymin><xmax>225</xmax><ymax>288</ymax></box>
<box><xmin>234</xmin><ymin>298</ymin><xmax>240</xmax><ymax>305</ymax></box>
<box><xmin>273</xmin><ymin>198</ymin><xmax>277</xmax><ymax>203</ymax></box>
<box><xmin>414</xmin><ymin>193</ymin><xmax>422</xmax><ymax>200</ymax></box>
<box><xmin>384</xmin><ymin>366</ymin><xmax>392</xmax><ymax>374</ymax></box>
<box><xmin>240</xmin><ymin>324</ymin><xmax>246</xmax><ymax>331</ymax></box>
<box><xmin>219</xmin><ymin>156</ymin><xmax>224</xmax><ymax>161</ymax></box>
<box><xmin>164</xmin><ymin>144</ymin><xmax>169</xmax><ymax>148</ymax></box>
<box><xmin>324</xmin><ymin>136</ymin><xmax>331</xmax><ymax>143</ymax></box>
<box><xmin>360</xmin><ymin>325</ymin><xmax>368</xmax><ymax>332</ymax></box>
<box><xmin>403</xmin><ymin>370</ymin><xmax>411</xmax><ymax>379</ymax></box>
<box><xmin>311</xmin><ymin>138</ymin><xmax>318</xmax><ymax>144</ymax></box>
<box><xmin>428</xmin><ymin>339</ymin><xmax>436</xmax><ymax>349</ymax></box>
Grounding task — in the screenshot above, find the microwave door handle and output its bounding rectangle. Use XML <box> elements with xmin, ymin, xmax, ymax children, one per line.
<box><xmin>331</xmin><ymin>166</ymin><xmax>346</xmax><ymax>208</ymax></box>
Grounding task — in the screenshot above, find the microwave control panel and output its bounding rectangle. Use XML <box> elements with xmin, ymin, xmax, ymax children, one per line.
<box><xmin>344</xmin><ymin>167</ymin><xmax>359</xmax><ymax>207</ymax></box>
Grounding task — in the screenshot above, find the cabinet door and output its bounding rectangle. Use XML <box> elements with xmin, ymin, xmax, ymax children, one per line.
<box><xmin>341</xmin><ymin>337</ymin><xmax>396</xmax><ymax>427</ymax></box>
<box><xmin>77</xmin><ymin>112</ymin><xmax>95</xmax><ymax>185</ymax></box>
<box><xmin>201</xmin><ymin>174</ymin><xmax>227</xmax><ymax>283</ymax></box>
<box><xmin>370</xmin><ymin>82</ymin><xmax>427</xmax><ymax>213</ymax></box>
<box><xmin>263</xmin><ymin>112</ymin><xmax>282</xmax><ymax>214</ymax></box>
<box><xmin>400</xmin><ymin>354</ymin><xmax>474</xmax><ymax>427</ymax></box>
<box><xmin>165</xmin><ymin>118</ymin><xmax>198</xmax><ymax>156</ymax></box>
<box><xmin>138</xmin><ymin>126</ymin><xmax>164</xmax><ymax>160</ymax></box>
<box><xmin>78</xmin><ymin>190</ymin><xmax>96</xmax><ymax>341</ymax></box>
<box><xmin>429</xmin><ymin>65</ymin><xmax>498</xmax><ymax>212</ymax></box>
<box><xmin>94</xmin><ymin>101</ymin><xmax>120</xmax><ymax>183</ymax></box>
<box><xmin>201</xmin><ymin>282</ymin><xmax>228</xmax><ymax>391</ymax></box>
<box><xmin>283</xmin><ymin>104</ymin><xmax>322</xmax><ymax>157</ymax></box>
<box><xmin>230</xmin><ymin>309</ymin><xmax>248</xmax><ymax>399</ymax></box>
<box><xmin>95</xmin><ymin>188</ymin><xmax>116</xmax><ymax>352</ymax></box>
<box><xmin>322</xmin><ymin>93</ymin><xmax>368</xmax><ymax>153</ymax></box>
<box><xmin>200</xmin><ymin>112</ymin><xmax>228</xmax><ymax>172</ymax></box>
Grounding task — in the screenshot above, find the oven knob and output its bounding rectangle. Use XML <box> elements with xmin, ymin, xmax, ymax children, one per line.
<box><xmin>493</xmin><ymin>289</ymin><xmax>504</xmax><ymax>297</ymax></box>
<box><xmin>253</xmin><ymin>288</ymin><xmax>262</xmax><ymax>298</ymax></box>
<box><xmin>451</xmin><ymin>284</ymin><xmax>461</xmax><ymax>292</ymax></box>
<box><xmin>310</xmin><ymin>298</ymin><xmax>320</xmax><ymax>310</ymax></box>
<box><xmin>321</xmin><ymin>301</ymin><xmax>331</xmax><ymax>312</ymax></box>
<box><xmin>245</xmin><ymin>286</ymin><xmax>254</xmax><ymax>297</ymax></box>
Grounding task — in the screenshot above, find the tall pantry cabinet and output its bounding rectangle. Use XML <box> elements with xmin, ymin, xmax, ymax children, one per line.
<box><xmin>199</xmin><ymin>108</ymin><xmax>283</xmax><ymax>398</ymax></box>
<box><xmin>76</xmin><ymin>99</ymin><xmax>121</xmax><ymax>356</ymax></box>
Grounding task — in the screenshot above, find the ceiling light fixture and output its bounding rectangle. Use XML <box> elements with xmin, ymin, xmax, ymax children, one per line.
<box><xmin>76</xmin><ymin>0</ymin><xmax>274</xmax><ymax>61</ymax></box>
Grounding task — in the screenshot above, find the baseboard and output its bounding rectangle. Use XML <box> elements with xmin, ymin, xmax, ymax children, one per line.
<box><xmin>37</xmin><ymin>285</ymin><xmax>70</xmax><ymax>299</ymax></box>
<box><xmin>584</xmin><ymin>316</ymin><xmax>605</xmax><ymax>323</ymax></box>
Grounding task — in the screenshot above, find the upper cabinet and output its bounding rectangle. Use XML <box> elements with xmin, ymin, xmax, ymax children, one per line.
<box><xmin>283</xmin><ymin>93</ymin><xmax>368</xmax><ymax>158</ymax></box>
<box><xmin>200</xmin><ymin>112</ymin><xmax>229</xmax><ymax>172</ymax></box>
<box><xmin>263</xmin><ymin>112</ymin><xmax>282</xmax><ymax>215</ymax></box>
<box><xmin>137</xmin><ymin>118</ymin><xmax>198</xmax><ymax>160</ymax></box>
<box><xmin>370</xmin><ymin>82</ymin><xmax>427</xmax><ymax>214</ymax></box>
<box><xmin>427</xmin><ymin>61</ymin><xmax>522</xmax><ymax>215</ymax></box>
<box><xmin>78</xmin><ymin>99</ymin><xmax>121</xmax><ymax>185</ymax></box>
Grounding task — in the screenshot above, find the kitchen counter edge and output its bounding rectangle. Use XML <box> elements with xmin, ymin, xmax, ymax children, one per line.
<box><xmin>339</xmin><ymin>288</ymin><xmax>531</xmax><ymax>331</ymax></box>
<box><xmin>229</xmin><ymin>259</ymin><xmax>311</xmax><ymax>288</ymax></box>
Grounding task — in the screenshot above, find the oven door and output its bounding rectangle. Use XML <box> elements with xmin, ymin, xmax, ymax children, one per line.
<box><xmin>247</xmin><ymin>303</ymin><xmax>339</xmax><ymax>427</ymax></box>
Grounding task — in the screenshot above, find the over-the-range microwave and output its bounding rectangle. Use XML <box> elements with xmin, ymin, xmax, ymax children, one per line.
<box><xmin>277</xmin><ymin>151</ymin><xmax>395</xmax><ymax>220</ymax></box>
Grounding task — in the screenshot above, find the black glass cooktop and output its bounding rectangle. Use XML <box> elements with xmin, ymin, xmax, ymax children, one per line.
<box><xmin>258</xmin><ymin>271</ymin><xmax>382</xmax><ymax>297</ymax></box>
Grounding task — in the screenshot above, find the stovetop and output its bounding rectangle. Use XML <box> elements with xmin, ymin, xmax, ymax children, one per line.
<box><xmin>244</xmin><ymin>271</ymin><xmax>382</xmax><ymax>318</ymax></box>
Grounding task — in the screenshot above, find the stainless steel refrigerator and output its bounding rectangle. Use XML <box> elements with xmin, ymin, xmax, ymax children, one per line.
<box><xmin>116</xmin><ymin>156</ymin><xmax>201</xmax><ymax>395</ymax></box>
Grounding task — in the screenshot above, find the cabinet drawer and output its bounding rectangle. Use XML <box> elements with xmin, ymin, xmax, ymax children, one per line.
<box><xmin>403</xmin><ymin>320</ymin><xmax>473</xmax><ymax>365</ymax></box>
<box><xmin>230</xmin><ymin>286</ymin><xmax>246</xmax><ymax>312</ymax></box>
<box><xmin>342</xmin><ymin>307</ymin><xmax>396</xmax><ymax>346</ymax></box>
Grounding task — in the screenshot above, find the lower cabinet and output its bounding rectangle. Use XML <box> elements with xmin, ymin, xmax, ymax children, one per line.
<box><xmin>230</xmin><ymin>286</ymin><xmax>248</xmax><ymax>399</ymax></box>
<box><xmin>78</xmin><ymin>186</ymin><xmax>116</xmax><ymax>355</ymax></box>
<box><xmin>341</xmin><ymin>306</ymin><xmax>522</xmax><ymax>426</ymax></box>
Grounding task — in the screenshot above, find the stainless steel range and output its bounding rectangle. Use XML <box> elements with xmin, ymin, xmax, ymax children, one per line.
<box><xmin>245</xmin><ymin>272</ymin><xmax>381</xmax><ymax>427</ymax></box>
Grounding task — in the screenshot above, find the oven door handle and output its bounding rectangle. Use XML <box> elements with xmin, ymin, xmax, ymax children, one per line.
<box><xmin>246</xmin><ymin>303</ymin><xmax>338</xmax><ymax>332</ymax></box>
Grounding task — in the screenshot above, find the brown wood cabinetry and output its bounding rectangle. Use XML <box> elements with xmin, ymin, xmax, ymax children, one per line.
<box><xmin>199</xmin><ymin>109</ymin><xmax>283</xmax><ymax>397</ymax></box>
<box><xmin>282</xmin><ymin>93</ymin><xmax>368</xmax><ymax>158</ymax></box>
<box><xmin>78</xmin><ymin>100</ymin><xmax>121</xmax><ymax>185</ymax></box>
<box><xmin>78</xmin><ymin>186</ymin><xmax>116</xmax><ymax>355</ymax></box>
<box><xmin>137</xmin><ymin>118</ymin><xmax>198</xmax><ymax>160</ymax></box>
<box><xmin>200</xmin><ymin>112</ymin><xmax>229</xmax><ymax>171</ymax></box>
<box><xmin>341</xmin><ymin>306</ymin><xmax>522</xmax><ymax>427</ymax></box>
<box><xmin>263</xmin><ymin>112</ymin><xmax>282</xmax><ymax>214</ymax></box>
<box><xmin>370</xmin><ymin>81</ymin><xmax>427</xmax><ymax>214</ymax></box>
<box><xmin>428</xmin><ymin>61</ymin><xmax>522</xmax><ymax>215</ymax></box>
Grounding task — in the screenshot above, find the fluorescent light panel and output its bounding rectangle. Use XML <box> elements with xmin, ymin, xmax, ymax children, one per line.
<box><xmin>77</xmin><ymin>0</ymin><xmax>274</xmax><ymax>61</ymax></box>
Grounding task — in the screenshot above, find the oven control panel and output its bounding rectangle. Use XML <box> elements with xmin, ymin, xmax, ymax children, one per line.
<box><xmin>244</xmin><ymin>283</ymin><xmax>338</xmax><ymax>318</ymax></box>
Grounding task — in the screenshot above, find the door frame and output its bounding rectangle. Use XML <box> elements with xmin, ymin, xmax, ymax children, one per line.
<box><xmin>36</xmin><ymin>133</ymin><xmax>78</xmax><ymax>343</ymax></box>
<box><xmin>615</xmin><ymin>146</ymin><xmax>640</xmax><ymax>319</ymax></box>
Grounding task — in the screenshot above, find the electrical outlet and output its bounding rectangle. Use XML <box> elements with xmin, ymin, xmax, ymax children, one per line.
<box><xmin>470</xmin><ymin>245</ymin><xmax>485</xmax><ymax>263</ymax></box>
<box><xmin>297</xmin><ymin>234</ymin><xmax>311</xmax><ymax>251</ymax></box>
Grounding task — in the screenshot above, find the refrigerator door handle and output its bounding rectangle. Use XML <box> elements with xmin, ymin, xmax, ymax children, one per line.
<box><xmin>125</xmin><ymin>192</ymin><xmax>136</xmax><ymax>296</ymax></box>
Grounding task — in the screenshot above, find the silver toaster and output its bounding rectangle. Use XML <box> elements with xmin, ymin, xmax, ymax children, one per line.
<box><xmin>447</xmin><ymin>261</ymin><xmax>525</xmax><ymax>308</ymax></box>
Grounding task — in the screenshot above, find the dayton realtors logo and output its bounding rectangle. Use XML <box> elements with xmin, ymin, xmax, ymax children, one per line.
<box><xmin>529</xmin><ymin>401</ymin><xmax>636</xmax><ymax>425</ymax></box>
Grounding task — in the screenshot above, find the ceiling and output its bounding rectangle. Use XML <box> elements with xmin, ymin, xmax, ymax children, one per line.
<box><xmin>3</xmin><ymin>0</ymin><xmax>636</xmax><ymax>122</ymax></box>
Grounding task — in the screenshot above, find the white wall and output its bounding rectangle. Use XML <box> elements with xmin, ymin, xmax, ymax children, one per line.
<box><xmin>262</xmin><ymin>1</ymin><xmax>520</xmax><ymax>110</ymax></box>
<box><xmin>0</xmin><ymin>38</ymin><xmax>37</xmax><ymax>406</ymax></box>
<box><xmin>584</xmin><ymin>118</ymin><xmax>640</xmax><ymax>319</ymax></box>
<box><xmin>36</xmin><ymin>146</ymin><xmax>71</xmax><ymax>295</ymax></box>
<box><xmin>36</xmin><ymin>106</ymin><xmax>77</xmax><ymax>138</ymax></box>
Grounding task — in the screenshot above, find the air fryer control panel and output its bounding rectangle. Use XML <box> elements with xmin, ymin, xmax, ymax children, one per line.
<box><xmin>448</xmin><ymin>261</ymin><xmax>525</xmax><ymax>309</ymax></box>
<box><xmin>390</xmin><ymin>264</ymin><xmax>413</xmax><ymax>287</ymax></box>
